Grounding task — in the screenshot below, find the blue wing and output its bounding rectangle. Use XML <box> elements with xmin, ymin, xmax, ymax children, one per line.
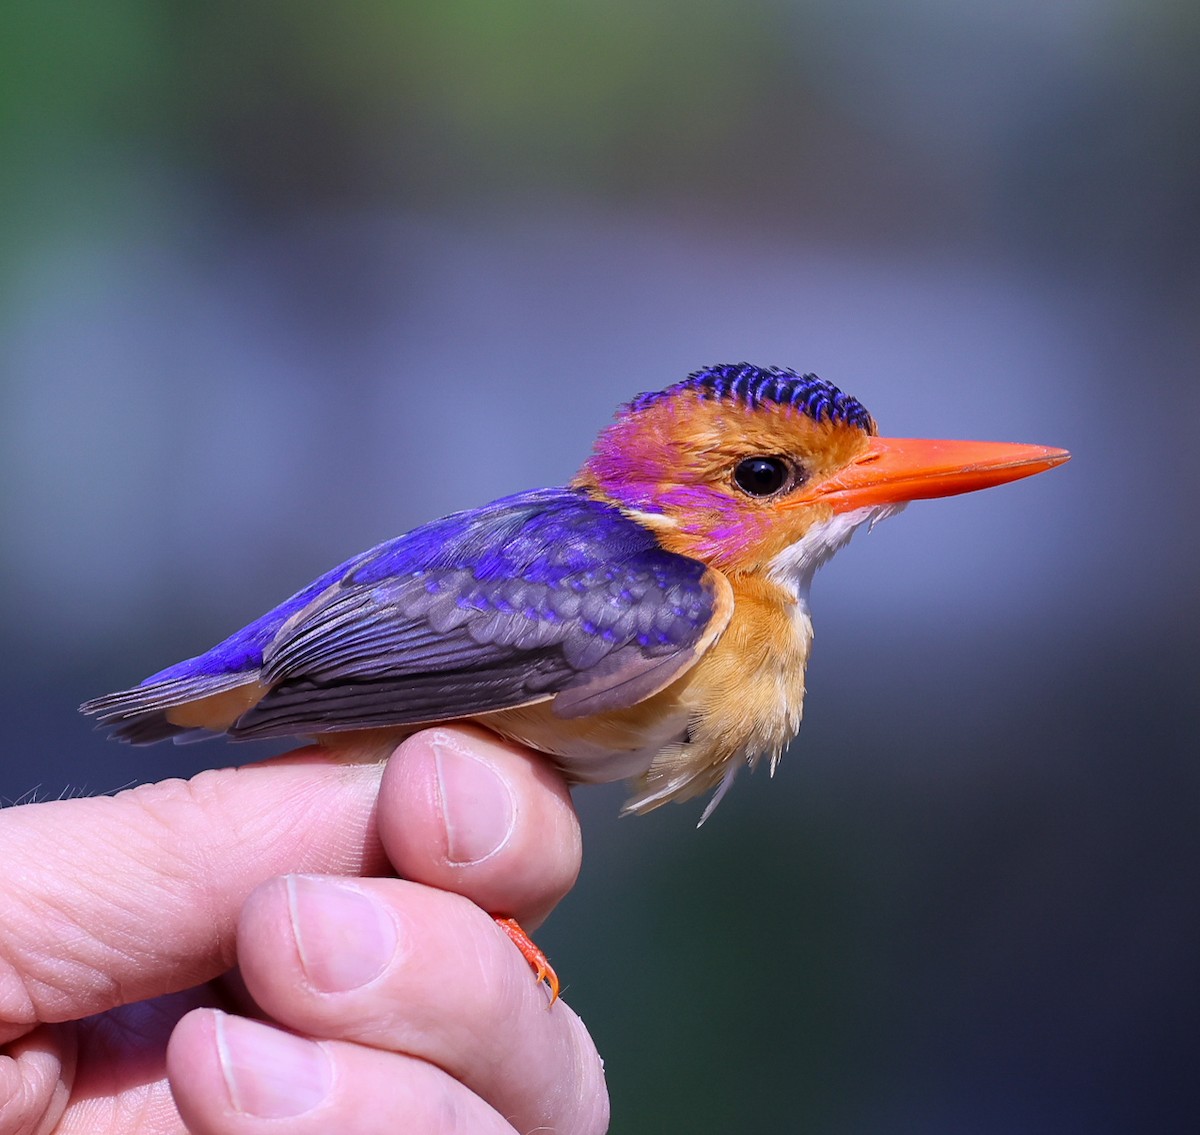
<box><xmin>82</xmin><ymin>488</ymin><xmax>730</xmax><ymax>742</ymax></box>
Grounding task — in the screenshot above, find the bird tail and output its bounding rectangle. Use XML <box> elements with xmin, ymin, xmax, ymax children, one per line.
<box><xmin>80</xmin><ymin>672</ymin><xmax>267</xmax><ymax>744</ymax></box>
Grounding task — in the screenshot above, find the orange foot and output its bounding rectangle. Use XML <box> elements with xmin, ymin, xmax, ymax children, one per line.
<box><xmin>493</xmin><ymin>916</ymin><xmax>560</xmax><ymax>1004</ymax></box>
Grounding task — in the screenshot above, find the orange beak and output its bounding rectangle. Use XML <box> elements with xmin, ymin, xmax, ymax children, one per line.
<box><xmin>802</xmin><ymin>437</ymin><xmax>1071</xmax><ymax>513</ymax></box>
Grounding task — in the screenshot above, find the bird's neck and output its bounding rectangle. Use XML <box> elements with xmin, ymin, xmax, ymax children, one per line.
<box><xmin>649</xmin><ymin>502</ymin><xmax>906</xmax><ymax>812</ymax></box>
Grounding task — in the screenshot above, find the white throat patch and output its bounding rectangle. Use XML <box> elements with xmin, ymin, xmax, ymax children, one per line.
<box><xmin>767</xmin><ymin>504</ymin><xmax>907</xmax><ymax>603</ymax></box>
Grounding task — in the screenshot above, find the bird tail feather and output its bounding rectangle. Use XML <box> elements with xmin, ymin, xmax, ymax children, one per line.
<box><xmin>80</xmin><ymin>672</ymin><xmax>266</xmax><ymax>744</ymax></box>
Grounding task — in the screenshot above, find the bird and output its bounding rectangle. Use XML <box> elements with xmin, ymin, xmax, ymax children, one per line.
<box><xmin>82</xmin><ymin>363</ymin><xmax>1070</xmax><ymax>998</ymax></box>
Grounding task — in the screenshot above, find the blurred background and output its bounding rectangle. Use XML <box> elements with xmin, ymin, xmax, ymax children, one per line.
<box><xmin>2</xmin><ymin>2</ymin><xmax>1197</xmax><ymax>1131</ymax></box>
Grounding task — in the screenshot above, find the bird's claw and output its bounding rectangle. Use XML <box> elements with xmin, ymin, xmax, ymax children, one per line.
<box><xmin>494</xmin><ymin>915</ymin><xmax>560</xmax><ymax>1005</ymax></box>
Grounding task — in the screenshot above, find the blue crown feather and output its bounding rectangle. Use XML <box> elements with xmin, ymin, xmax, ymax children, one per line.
<box><xmin>631</xmin><ymin>363</ymin><xmax>874</xmax><ymax>433</ymax></box>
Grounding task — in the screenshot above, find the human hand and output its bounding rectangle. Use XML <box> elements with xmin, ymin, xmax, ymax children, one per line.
<box><xmin>0</xmin><ymin>727</ymin><xmax>607</xmax><ymax>1134</ymax></box>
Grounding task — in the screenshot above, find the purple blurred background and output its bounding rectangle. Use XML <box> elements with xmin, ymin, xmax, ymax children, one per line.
<box><xmin>2</xmin><ymin>4</ymin><xmax>1197</xmax><ymax>1131</ymax></box>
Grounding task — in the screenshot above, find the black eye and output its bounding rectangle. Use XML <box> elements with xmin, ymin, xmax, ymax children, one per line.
<box><xmin>733</xmin><ymin>456</ymin><xmax>792</xmax><ymax>497</ymax></box>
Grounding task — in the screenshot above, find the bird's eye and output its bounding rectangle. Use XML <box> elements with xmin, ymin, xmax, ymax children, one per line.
<box><xmin>733</xmin><ymin>456</ymin><xmax>793</xmax><ymax>497</ymax></box>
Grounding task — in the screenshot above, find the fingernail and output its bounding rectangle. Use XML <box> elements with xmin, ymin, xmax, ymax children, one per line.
<box><xmin>432</xmin><ymin>737</ymin><xmax>516</xmax><ymax>865</ymax></box>
<box><xmin>287</xmin><ymin>876</ymin><xmax>400</xmax><ymax>992</ymax></box>
<box><xmin>215</xmin><ymin>1012</ymin><xmax>332</xmax><ymax>1119</ymax></box>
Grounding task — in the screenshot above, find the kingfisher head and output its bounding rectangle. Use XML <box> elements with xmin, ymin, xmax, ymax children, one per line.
<box><xmin>574</xmin><ymin>363</ymin><xmax>1069</xmax><ymax>587</ymax></box>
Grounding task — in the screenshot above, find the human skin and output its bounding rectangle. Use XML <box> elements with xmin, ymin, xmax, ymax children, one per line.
<box><xmin>0</xmin><ymin>727</ymin><xmax>608</xmax><ymax>1134</ymax></box>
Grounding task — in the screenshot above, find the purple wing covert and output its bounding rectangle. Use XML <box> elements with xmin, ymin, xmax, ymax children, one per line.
<box><xmin>232</xmin><ymin>488</ymin><xmax>720</xmax><ymax>736</ymax></box>
<box><xmin>85</xmin><ymin>488</ymin><xmax>724</xmax><ymax>742</ymax></box>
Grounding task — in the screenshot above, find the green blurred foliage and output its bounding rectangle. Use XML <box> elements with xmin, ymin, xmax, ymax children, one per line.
<box><xmin>0</xmin><ymin>1</ymin><xmax>788</xmax><ymax>218</ymax></box>
<box><xmin>4</xmin><ymin>0</ymin><xmax>1198</xmax><ymax>284</ymax></box>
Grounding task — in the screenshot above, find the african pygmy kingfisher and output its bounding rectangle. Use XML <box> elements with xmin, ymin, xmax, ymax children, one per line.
<box><xmin>83</xmin><ymin>363</ymin><xmax>1070</xmax><ymax>998</ymax></box>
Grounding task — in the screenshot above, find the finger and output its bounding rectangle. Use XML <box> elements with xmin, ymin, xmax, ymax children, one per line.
<box><xmin>0</xmin><ymin>750</ymin><xmax>387</xmax><ymax>1044</ymax></box>
<box><xmin>233</xmin><ymin>875</ymin><xmax>609</xmax><ymax>1135</ymax></box>
<box><xmin>168</xmin><ymin>1010</ymin><xmax>526</xmax><ymax>1135</ymax></box>
<box><xmin>379</xmin><ymin>725</ymin><xmax>582</xmax><ymax>927</ymax></box>
<box><xmin>35</xmin><ymin>988</ymin><xmax>217</xmax><ymax>1134</ymax></box>
<box><xmin>0</xmin><ymin>1024</ymin><xmax>72</xmax><ymax>1135</ymax></box>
